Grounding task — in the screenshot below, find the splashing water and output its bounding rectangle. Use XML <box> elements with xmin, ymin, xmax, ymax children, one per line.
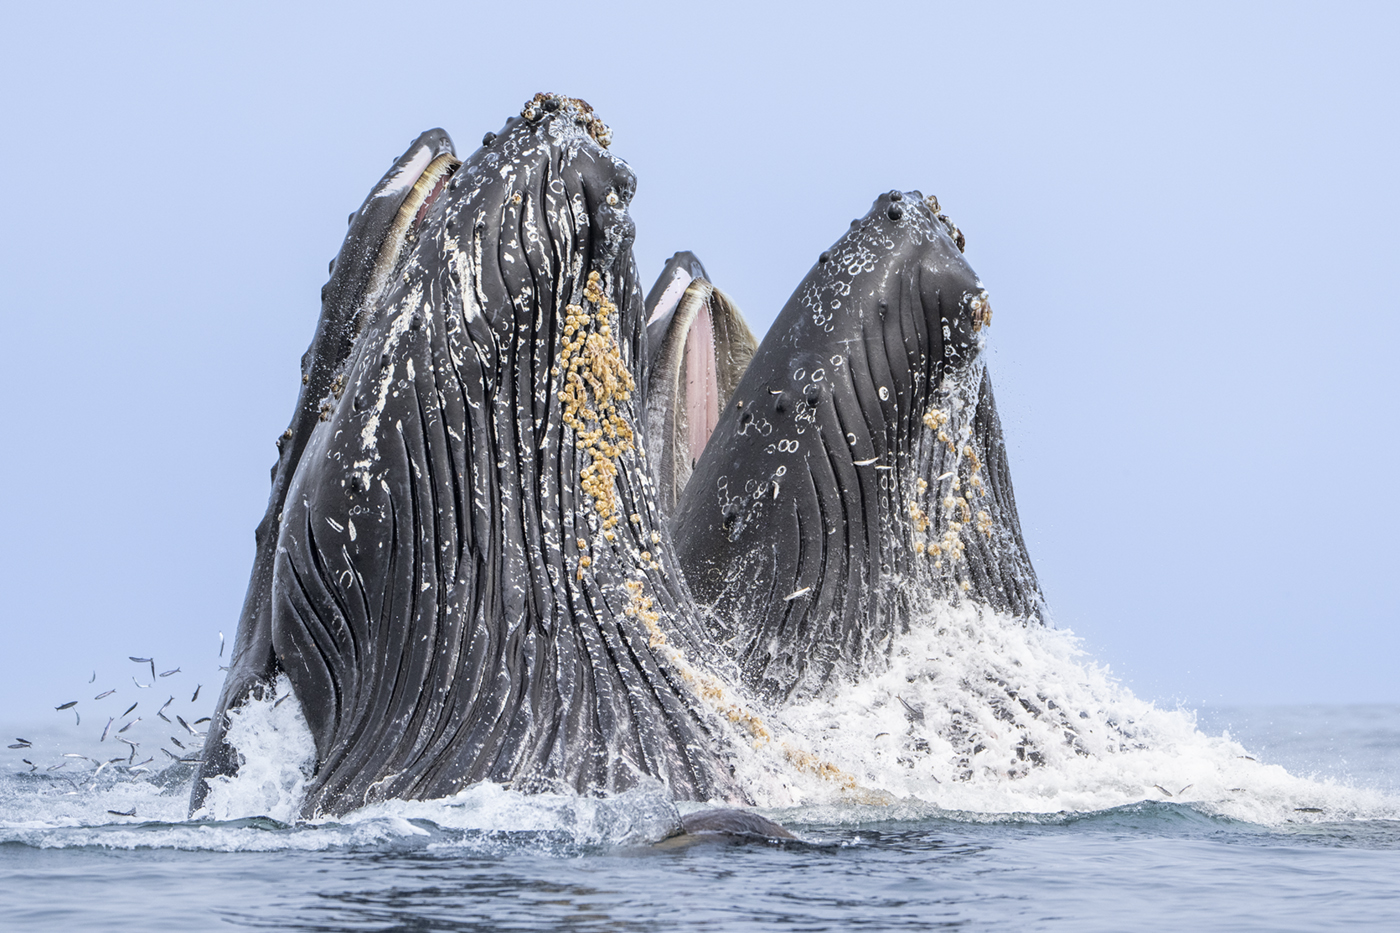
<box><xmin>3</xmin><ymin>605</ymin><xmax>1396</xmax><ymax>855</ymax></box>
<box><xmin>724</xmin><ymin>603</ymin><xmax>1398</xmax><ymax>825</ymax></box>
<box><xmin>193</xmin><ymin>674</ymin><xmax>316</xmax><ymax>823</ymax></box>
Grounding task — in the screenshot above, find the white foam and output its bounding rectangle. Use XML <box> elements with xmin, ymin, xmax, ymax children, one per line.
<box><xmin>724</xmin><ymin>602</ymin><xmax>1399</xmax><ymax>826</ymax></box>
<box><xmin>192</xmin><ymin>674</ymin><xmax>316</xmax><ymax>823</ymax></box>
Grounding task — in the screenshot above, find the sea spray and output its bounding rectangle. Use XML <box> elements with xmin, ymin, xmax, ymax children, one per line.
<box><xmin>193</xmin><ymin>674</ymin><xmax>315</xmax><ymax>823</ymax></box>
<box><xmin>728</xmin><ymin>602</ymin><xmax>1398</xmax><ymax>825</ymax></box>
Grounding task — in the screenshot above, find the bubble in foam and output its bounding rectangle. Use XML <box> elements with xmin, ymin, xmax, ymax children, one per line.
<box><xmin>193</xmin><ymin>674</ymin><xmax>315</xmax><ymax>823</ymax></box>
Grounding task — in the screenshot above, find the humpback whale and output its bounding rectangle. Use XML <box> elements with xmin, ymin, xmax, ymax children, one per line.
<box><xmin>672</xmin><ymin>192</ymin><xmax>1043</xmax><ymax>704</ymax></box>
<box><xmin>193</xmin><ymin>94</ymin><xmax>1043</xmax><ymax>819</ymax></box>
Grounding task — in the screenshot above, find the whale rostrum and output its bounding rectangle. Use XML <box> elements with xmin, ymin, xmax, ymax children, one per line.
<box><xmin>193</xmin><ymin>94</ymin><xmax>1044</xmax><ymax>818</ymax></box>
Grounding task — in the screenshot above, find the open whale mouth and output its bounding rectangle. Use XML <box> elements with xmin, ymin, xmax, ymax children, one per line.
<box><xmin>360</xmin><ymin>151</ymin><xmax>461</xmax><ymax>314</ymax></box>
<box><xmin>390</xmin><ymin>152</ymin><xmax>460</xmax><ymax>241</ymax></box>
<box><xmin>196</xmin><ymin>94</ymin><xmax>1044</xmax><ymax>820</ymax></box>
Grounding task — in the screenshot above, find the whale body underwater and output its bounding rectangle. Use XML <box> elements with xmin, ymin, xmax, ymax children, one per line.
<box><xmin>192</xmin><ymin>94</ymin><xmax>1045</xmax><ymax>819</ymax></box>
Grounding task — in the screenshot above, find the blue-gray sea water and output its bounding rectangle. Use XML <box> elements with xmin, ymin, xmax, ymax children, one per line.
<box><xmin>0</xmin><ymin>701</ymin><xmax>1396</xmax><ymax>931</ymax></box>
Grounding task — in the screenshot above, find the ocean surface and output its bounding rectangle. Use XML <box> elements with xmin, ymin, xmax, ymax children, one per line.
<box><xmin>2</xmin><ymin>617</ymin><xmax>1397</xmax><ymax>931</ymax></box>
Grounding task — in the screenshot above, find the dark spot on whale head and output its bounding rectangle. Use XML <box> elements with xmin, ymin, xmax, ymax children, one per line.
<box><xmin>819</xmin><ymin>251</ymin><xmax>830</xmax><ymax>264</ymax></box>
<box><xmin>542</xmin><ymin>98</ymin><xmax>560</xmax><ymax>112</ymax></box>
<box><xmin>878</xmin><ymin>300</ymin><xmax>888</xmax><ymax>318</ymax></box>
<box><xmin>889</xmin><ymin>190</ymin><xmax>903</xmax><ymax>202</ymax></box>
<box><xmin>481</xmin><ymin>131</ymin><xmax>496</xmax><ymax>147</ymax></box>
<box><xmin>804</xmin><ymin>387</ymin><xmax>822</xmax><ymax>406</ymax></box>
<box><xmin>887</xmin><ymin>204</ymin><xmax>904</xmax><ymax>221</ymax></box>
<box><xmin>740</xmin><ymin>410</ymin><xmax>754</xmax><ymax>427</ymax></box>
<box><xmin>380</xmin><ymin>352</ymin><xmax>391</xmax><ymax>369</ymax></box>
<box><xmin>850</xmin><ymin>219</ymin><xmax>860</xmax><ymax>230</ymax></box>
<box><xmin>773</xmin><ymin>391</ymin><xmax>788</xmax><ymax>413</ymax></box>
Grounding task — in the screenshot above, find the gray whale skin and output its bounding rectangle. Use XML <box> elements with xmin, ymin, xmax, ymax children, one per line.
<box><xmin>192</xmin><ymin>94</ymin><xmax>1043</xmax><ymax>820</ymax></box>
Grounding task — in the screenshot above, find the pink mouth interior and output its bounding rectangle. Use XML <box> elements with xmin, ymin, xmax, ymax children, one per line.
<box><xmin>413</xmin><ymin>175</ymin><xmax>450</xmax><ymax>230</ymax></box>
<box><xmin>685</xmin><ymin>303</ymin><xmax>720</xmax><ymax>461</ymax></box>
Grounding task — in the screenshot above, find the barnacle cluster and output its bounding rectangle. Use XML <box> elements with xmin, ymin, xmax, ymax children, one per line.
<box><xmin>521</xmin><ymin>92</ymin><xmax>612</xmax><ymax>148</ymax></box>
<box><xmin>560</xmin><ymin>271</ymin><xmax>637</xmax><ymax>562</ymax></box>
<box><xmin>970</xmin><ymin>290</ymin><xmax>993</xmax><ymax>331</ymax></box>
<box><xmin>910</xmin><ymin>405</ymin><xmax>996</xmax><ymax>573</ymax></box>
<box><xmin>622</xmin><ymin>582</ymin><xmax>861</xmax><ymax>791</ymax></box>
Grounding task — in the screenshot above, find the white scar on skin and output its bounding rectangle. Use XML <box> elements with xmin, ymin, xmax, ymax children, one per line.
<box><xmin>360</xmin><ymin>287</ymin><xmax>423</xmax><ymax>453</ymax></box>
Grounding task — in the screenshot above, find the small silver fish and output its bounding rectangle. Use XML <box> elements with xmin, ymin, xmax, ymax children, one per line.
<box><xmin>94</xmin><ymin>689</ymin><xmax>116</xmax><ymax>700</ymax></box>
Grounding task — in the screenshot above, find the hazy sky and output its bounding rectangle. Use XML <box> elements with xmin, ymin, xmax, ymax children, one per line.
<box><xmin>1</xmin><ymin>1</ymin><xmax>1396</xmax><ymax>721</ymax></box>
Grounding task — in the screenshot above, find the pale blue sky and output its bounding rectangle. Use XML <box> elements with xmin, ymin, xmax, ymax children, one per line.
<box><xmin>1</xmin><ymin>1</ymin><xmax>1396</xmax><ymax>718</ymax></box>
